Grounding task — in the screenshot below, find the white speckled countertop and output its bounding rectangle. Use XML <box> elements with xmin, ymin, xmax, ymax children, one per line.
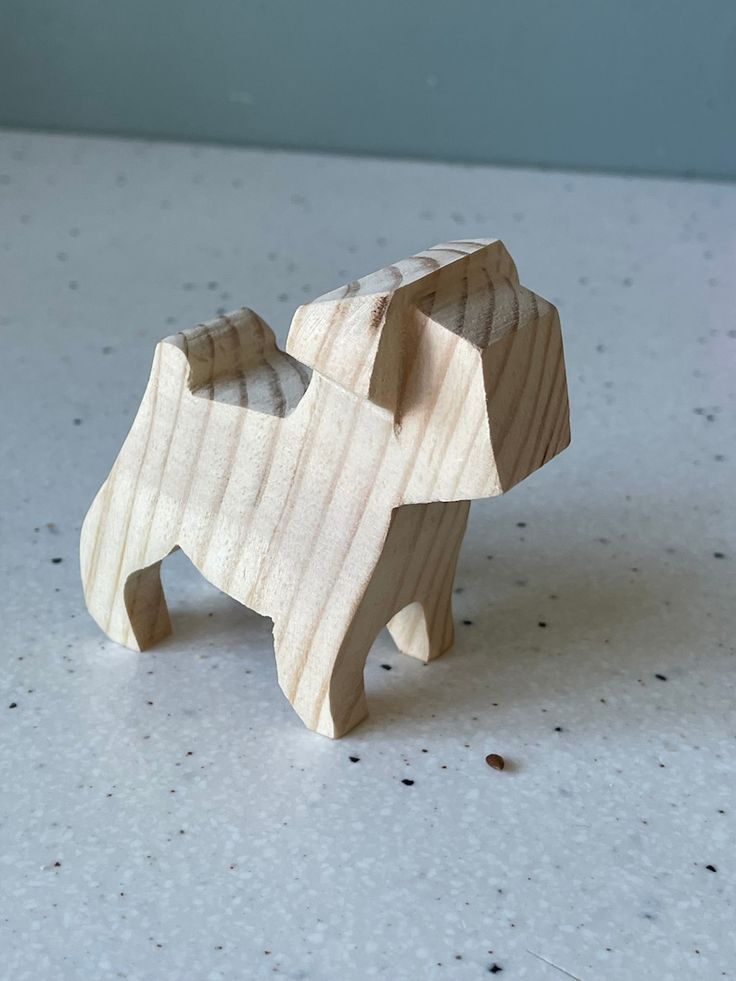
<box><xmin>0</xmin><ymin>130</ymin><xmax>734</xmax><ymax>981</ymax></box>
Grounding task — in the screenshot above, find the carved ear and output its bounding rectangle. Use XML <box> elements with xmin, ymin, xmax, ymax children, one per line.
<box><xmin>285</xmin><ymin>239</ymin><xmax>517</xmax><ymax>417</ymax></box>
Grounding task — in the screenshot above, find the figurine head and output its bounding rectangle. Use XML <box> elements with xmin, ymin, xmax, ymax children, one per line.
<box><xmin>287</xmin><ymin>239</ymin><xmax>570</xmax><ymax>503</ymax></box>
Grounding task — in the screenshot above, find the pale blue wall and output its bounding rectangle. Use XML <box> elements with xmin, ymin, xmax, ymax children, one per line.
<box><xmin>1</xmin><ymin>0</ymin><xmax>735</xmax><ymax>178</ymax></box>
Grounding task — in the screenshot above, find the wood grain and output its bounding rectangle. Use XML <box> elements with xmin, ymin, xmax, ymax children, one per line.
<box><xmin>80</xmin><ymin>238</ymin><xmax>570</xmax><ymax>737</ymax></box>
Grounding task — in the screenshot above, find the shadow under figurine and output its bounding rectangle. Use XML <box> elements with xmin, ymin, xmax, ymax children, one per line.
<box><xmin>80</xmin><ymin>238</ymin><xmax>570</xmax><ymax>737</ymax></box>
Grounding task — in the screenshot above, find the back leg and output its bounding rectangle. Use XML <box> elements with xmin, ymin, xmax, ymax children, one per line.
<box><xmin>84</xmin><ymin>552</ymin><xmax>173</xmax><ymax>652</ymax></box>
<box><xmin>122</xmin><ymin>560</ymin><xmax>172</xmax><ymax>650</ymax></box>
<box><xmin>81</xmin><ymin>485</ymin><xmax>175</xmax><ymax>651</ymax></box>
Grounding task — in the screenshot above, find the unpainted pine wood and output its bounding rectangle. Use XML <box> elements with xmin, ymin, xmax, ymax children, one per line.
<box><xmin>80</xmin><ymin>239</ymin><xmax>570</xmax><ymax>737</ymax></box>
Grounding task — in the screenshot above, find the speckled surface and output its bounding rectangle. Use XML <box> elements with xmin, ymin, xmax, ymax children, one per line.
<box><xmin>0</xmin><ymin>130</ymin><xmax>734</xmax><ymax>981</ymax></box>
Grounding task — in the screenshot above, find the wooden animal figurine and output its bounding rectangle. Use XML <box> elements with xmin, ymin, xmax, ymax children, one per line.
<box><xmin>81</xmin><ymin>239</ymin><xmax>570</xmax><ymax>737</ymax></box>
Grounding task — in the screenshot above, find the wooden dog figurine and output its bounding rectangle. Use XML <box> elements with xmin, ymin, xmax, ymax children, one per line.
<box><xmin>81</xmin><ymin>239</ymin><xmax>570</xmax><ymax>737</ymax></box>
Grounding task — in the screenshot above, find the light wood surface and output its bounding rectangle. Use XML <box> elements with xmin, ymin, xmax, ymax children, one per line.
<box><xmin>80</xmin><ymin>238</ymin><xmax>570</xmax><ymax>737</ymax></box>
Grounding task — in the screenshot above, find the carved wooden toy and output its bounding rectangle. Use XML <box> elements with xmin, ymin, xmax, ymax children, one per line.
<box><xmin>81</xmin><ymin>239</ymin><xmax>570</xmax><ymax>737</ymax></box>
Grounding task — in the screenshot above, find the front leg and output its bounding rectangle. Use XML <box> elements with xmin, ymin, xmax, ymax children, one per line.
<box><xmin>386</xmin><ymin>499</ymin><xmax>470</xmax><ymax>662</ymax></box>
<box><xmin>386</xmin><ymin>595</ymin><xmax>454</xmax><ymax>663</ymax></box>
<box><xmin>273</xmin><ymin>615</ymin><xmax>374</xmax><ymax>738</ymax></box>
<box><xmin>272</xmin><ymin>501</ymin><xmax>470</xmax><ymax>736</ymax></box>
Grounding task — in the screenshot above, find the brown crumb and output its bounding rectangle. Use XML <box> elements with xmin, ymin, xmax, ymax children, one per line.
<box><xmin>485</xmin><ymin>753</ymin><xmax>505</xmax><ymax>771</ymax></box>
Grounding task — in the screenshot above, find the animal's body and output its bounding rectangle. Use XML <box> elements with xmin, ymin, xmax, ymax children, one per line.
<box><xmin>81</xmin><ymin>239</ymin><xmax>570</xmax><ymax>736</ymax></box>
